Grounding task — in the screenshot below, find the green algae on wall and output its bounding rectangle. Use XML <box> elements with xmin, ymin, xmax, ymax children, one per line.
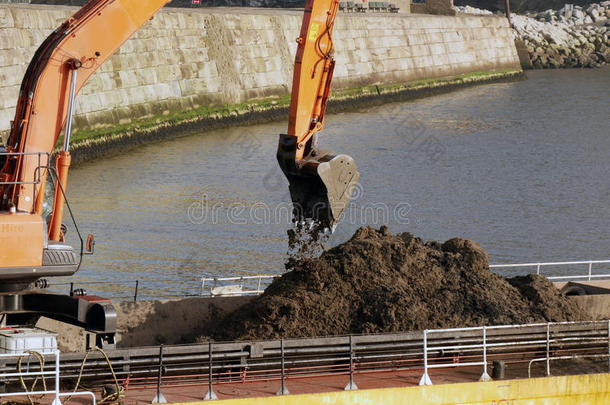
<box><xmin>66</xmin><ymin>68</ymin><xmax>524</xmax><ymax>164</ymax></box>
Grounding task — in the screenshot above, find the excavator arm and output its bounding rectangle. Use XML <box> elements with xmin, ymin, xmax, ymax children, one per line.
<box><xmin>1</xmin><ymin>0</ymin><xmax>170</xmax><ymax>239</ymax></box>
<box><xmin>0</xmin><ymin>0</ymin><xmax>171</xmax><ymax>287</ymax></box>
<box><xmin>277</xmin><ymin>0</ymin><xmax>359</xmax><ymax>229</ymax></box>
<box><xmin>0</xmin><ymin>1</ymin><xmax>176</xmax><ymax>343</ymax></box>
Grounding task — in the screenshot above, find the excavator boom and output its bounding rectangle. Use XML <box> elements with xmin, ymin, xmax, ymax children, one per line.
<box><xmin>277</xmin><ymin>0</ymin><xmax>359</xmax><ymax>229</ymax></box>
<box><xmin>0</xmin><ymin>0</ymin><xmax>171</xmax><ymax>277</ymax></box>
<box><xmin>2</xmin><ymin>0</ymin><xmax>170</xmax><ymax>220</ymax></box>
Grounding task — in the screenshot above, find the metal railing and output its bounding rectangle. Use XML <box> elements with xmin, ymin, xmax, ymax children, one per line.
<box><xmin>419</xmin><ymin>320</ymin><xmax>610</xmax><ymax>385</ymax></box>
<box><xmin>0</xmin><ymin>151</ymin><xmax>50</xmax><ymax>208</ymax></box>
<box><xmin>199</xmin><ymin>275</ymin><xmax>279</xmax><ymax>297</ymax></box>
<box><xmin>490</xmin><ymin>259</ymin><xmax>610</xmax><ymax>281</ymax></box>
<box><xmin>527</xmin><ymin>353</ymin><xmax>610</xmax><ymax>378</ymax></box>
<box><xmin>0</xmin><ymin>349</ymin><xmax>95</xmax><ymax>405</ymax></box>
<box><xmin>419</xmin><ymin>326</ymin><xmax>492</xmax><ymax>385</ymax></box>
<box><xmin>113</xmin><ymin>320</ymin><xmax>610</xmax><ymax>399</ymax></box>
<box><xmin>0</xmin><ymin>151</ymin><xmax>49</xmax><ymax>186</ymax></box>
<box><xmin>45</xmin><ymin>275</ymin><xmax>278</xmax><ymax>301</ymax></box>
<box><xmin>3</xmin><ymin>320</ymin><xmax>608</xmax><ymax>399</ymax></box>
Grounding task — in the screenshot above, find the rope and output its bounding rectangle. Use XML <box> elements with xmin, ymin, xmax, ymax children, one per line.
<box><xmin>64</xmin><ymin>346</ymin><xmax>123</xmax><ymax>404</ymax></box>
<box><xmin>17</xmin><ymin>350</ymin><xmax>47</xmax><ymax>405</ymax></box>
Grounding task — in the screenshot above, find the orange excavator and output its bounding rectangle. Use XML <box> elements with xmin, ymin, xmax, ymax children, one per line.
<box><xmin>0</xmin><ymin>0</ymin><xmax>358</xmax><ymax>346</ymax></box>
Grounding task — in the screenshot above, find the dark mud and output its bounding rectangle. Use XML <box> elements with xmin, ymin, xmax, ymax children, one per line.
<box><xmin>210</xmin><ymin>226</ymin><xmax>588</xmax><ymax>341</ymax></box>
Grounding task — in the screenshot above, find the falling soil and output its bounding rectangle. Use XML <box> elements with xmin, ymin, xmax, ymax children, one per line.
<box><xmin>286</xmin><ymin>221</ymin><xmax>331</xmax><ymax>260</ymax></box>
<box><xmin>210</xmin><ymin>226</ymin><xmax>588</xmax><ymax>341</ymax></box>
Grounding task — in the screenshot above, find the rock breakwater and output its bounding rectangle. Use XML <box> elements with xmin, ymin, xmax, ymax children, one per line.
<box><xmin>514</xmin><ymin>2</ymin><xmax>610</xmax><ymax>68</ymax></box>
<box><xmin>457</xmin><ymin>2</ymin><xmax>610</xmax><ymax>68</ymax></box>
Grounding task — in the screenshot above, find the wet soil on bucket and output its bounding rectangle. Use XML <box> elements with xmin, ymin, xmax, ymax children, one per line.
<box><xmin>209</xmin><ymin>226</ymin><xmax>588</xmax><ymax>341</ymax></box>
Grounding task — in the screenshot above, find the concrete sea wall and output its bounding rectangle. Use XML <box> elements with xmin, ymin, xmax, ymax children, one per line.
<box><xmin>0</xmin><ymin>5</ymin><xmax>520</xmax><ymax>139</ymax></box>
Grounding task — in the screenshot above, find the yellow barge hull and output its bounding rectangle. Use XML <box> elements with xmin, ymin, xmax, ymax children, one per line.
<box><xmin>175</xmin><ymin>373</ymin><xmax>610</xmax><ymax>405</ymax></box>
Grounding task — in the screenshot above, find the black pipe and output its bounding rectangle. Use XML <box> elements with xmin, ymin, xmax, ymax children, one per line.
<box><xmin>279</xmin><ymin>338</ymin><xmax>287</xmax><ymax>395</ymax></box>
<box><xmin>156</xmin><ymin>345</ymin><xmax>164</xmax><ymax>402</ymax></box>
<box><xmin>133</xmin><ymin>280</ymin><xmax>139</xmax><ymax>302</ymax></box>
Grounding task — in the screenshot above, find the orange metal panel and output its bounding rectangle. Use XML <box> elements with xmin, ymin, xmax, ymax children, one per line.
<box><xmin>0</xmin><ymin>213</ymin><xmax>44</xmax><ymax>268</ymax></box>
<box><xmin>288</xmin><ymin>0</ymin><xmax>339</xmax><ymax>159</ymax></box>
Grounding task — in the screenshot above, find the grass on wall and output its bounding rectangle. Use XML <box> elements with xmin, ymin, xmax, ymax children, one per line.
<box><xmin>64</xmin><ymin>68</ymin><xmax>522</xmax><ymax>155</ymax></box>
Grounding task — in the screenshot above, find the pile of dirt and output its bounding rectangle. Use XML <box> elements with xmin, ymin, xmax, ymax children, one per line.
<box><xmin>210</xmin><ymin>226</ymin><xmax>588</xmax><ymax>341</ymax></box>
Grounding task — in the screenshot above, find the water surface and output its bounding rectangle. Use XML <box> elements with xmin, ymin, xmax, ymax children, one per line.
<box><xmin>64</xmin><ymin>68</ymin><xmax>610</xmax><ymax>299</ymax></box>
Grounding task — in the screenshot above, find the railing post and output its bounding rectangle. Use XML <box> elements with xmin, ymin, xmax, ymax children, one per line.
<box><xmin>200</xmin><ymin>279</ymin><xmax>206</xmax><ymax>296</ymax></box>
<box><xmin>546</xmin><ymin>323</ymin><xmax>551</xmax><ymax>377</ymax></box>
<box><xmin>257</xmin><ymin>276</ymin><xmax>262</xmax><ymax>294</ymax></box>
<box><xmin>133</xmin><ymin>280</ymin><xmax>139</xmax><ymax>302</ymax></box>
<box><xmin>588</xmin><ymin>262</ymin><xmax>592</xmax><ymax>281</ymax></box>
<box><xmin>51</xmin><ymin>351</ymin><xmax>61</xmax><ymax>405</ymax></box>
<box><xmin>480</xmin><ymin>326</ymin><xmax>491</xmax><ymax>381</ymax></box>
<box><xmin>204</xmin><ymin>342</ymin><xmax>217</xmax><ymax>400</ymax></box>
<box><xmin>536</xmin><ymin>264</ymin><xmax>540</xmax><ymax>276</ymax></box>
<box><xmin>152</xmin><ymin>345</ymin><xmax>166</xmax><ymax>403</ymax></box>
<box><xmin>344</xmin><ymin>335</ymin><xmax>358</xmax><ymax>390</ymax></box>
<box><xmin>419</xmin><ymin>330</ymin><xmax>432</xmax><ymax>386</ymax></box>
<box><xmin>276</xmin><ymin>338</ymin><xmax>289</xmax><ymax>395</ymax></box>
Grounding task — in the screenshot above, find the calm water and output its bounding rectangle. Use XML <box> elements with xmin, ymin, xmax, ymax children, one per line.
<box><xmin>63</xmin><ymin>68</ymin><xmax>610</xmax><ymax>299</ymax></box>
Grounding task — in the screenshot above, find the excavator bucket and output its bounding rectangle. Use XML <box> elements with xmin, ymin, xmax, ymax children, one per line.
<box><xmin>280</xmin><ymin>148</ymin><xmax>359</xmax><ymax>230</ymax></box>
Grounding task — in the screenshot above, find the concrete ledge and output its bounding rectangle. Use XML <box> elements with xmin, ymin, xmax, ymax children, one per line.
<box><xmin>37</xmin><ymin>295</ymin><xmax>254</xmax><ymax>351</ymax></box>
